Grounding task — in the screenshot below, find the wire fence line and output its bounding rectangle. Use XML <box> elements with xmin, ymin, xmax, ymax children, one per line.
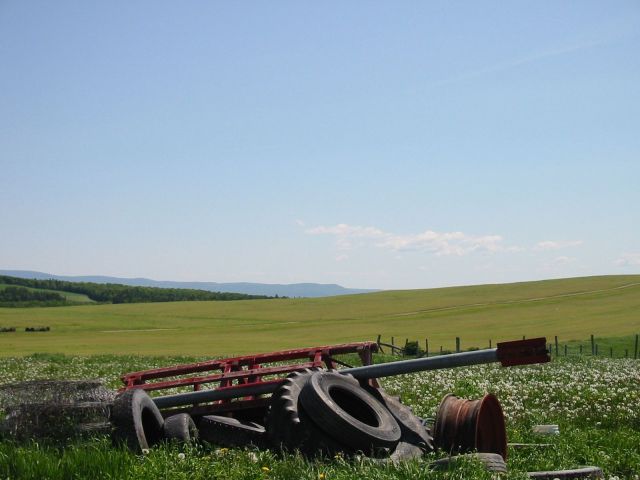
<box><xmin>375</xmin><ymin>333</ymin><xmax>640</xmax><ymax>360</ymax></box>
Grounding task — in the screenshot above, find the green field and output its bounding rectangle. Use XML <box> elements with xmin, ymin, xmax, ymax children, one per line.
<box><xmin>0</xmin><ymin>275</ymin><xmax>639</xmax><ymax>357</ymax></box>
<box><xmin>0</xmin><ymin>284</ymin><xmax>95</xmax><ymax>304</ymax></box>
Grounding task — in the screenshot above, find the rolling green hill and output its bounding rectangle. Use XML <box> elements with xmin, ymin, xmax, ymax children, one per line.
<box><xmin>0</xmin><ymin>275</ymin><xmax>638</xmax><ymax>356</ymax></box>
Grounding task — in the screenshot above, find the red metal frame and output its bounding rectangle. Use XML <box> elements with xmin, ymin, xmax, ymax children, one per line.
<box><xmin>120</xmin><ymin>342</ymin><xmax>378</xmax><ymax>414</ymax></box>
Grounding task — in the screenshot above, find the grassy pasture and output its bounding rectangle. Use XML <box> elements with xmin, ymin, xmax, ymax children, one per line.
<box><xmin>0</xmin><ymin>275</ymin><xmax>638</xmax><ymax>357</ymax></box>
<box><xmin>0</xmin><ymin>283</ymin><xmax>94</xmax><ymax>304</ymax></box>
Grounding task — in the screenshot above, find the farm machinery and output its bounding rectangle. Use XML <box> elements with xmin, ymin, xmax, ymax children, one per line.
<box><xmin>109</xmin><ymin>337</ymin><xmax>550</xmax><ymax>467</ymax></box>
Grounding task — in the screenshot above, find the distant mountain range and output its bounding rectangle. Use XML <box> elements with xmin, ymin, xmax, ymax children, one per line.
<box><xmin>0</xmin><ymin>270</ymin><xmax>378</xmax><ymax>298</ymax></box>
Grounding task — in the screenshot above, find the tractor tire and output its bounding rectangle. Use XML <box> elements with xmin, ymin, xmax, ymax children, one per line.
<box><xmin>366</xmin><ymin>386</ymin><xmax>434</xmax><ymax>460</ymax></box>
<box><xmin>526</xmin><ymin>467</ymin><xmax>604</xmax><ymax>479</ymax></box>
<box><xmin>265</xmin><ymin>369</ymin><xmax>350</xmax><ymax>457</ymax></box>
<box><xmin>299</xmin><ymin>372</ymin><xmax>401</xmax><ymax>453</ymax></box>
<box><xmin>111</xmin><ymin>389</ymin><xmax>164</xmax><ymax>452</ymax></box>
<box><xmin>431</xmin><ymin>453</ymin><xmax>508</xmax><ymax>473</ymax></box>
<box><xmin>163</xmin><ymin>413</ymin><xmax>198</xmax><ymax>444</ymax></box>
<box><xmin>198</xmin><ymin>415</ymin><xmax>267</xmax><ymax>449</ymax></box>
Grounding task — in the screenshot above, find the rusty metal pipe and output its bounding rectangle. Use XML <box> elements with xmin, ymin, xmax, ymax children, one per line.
<box><xmin>152</xmin><ymin>338</ymin><xmax>548</xmax><ymax>409</ymax></box>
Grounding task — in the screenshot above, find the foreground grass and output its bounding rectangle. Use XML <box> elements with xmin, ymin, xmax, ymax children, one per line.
<box><xmin>0</xmin><ymin>354</ymin><xmax>638</xmax><ymax>478</ymax></box>
<box><xmin>1</xmin><ymin>275</ymin><xmax>639</xmax><ymax>356</ymax></box>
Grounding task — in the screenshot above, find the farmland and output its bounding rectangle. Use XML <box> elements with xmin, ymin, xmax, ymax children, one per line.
<box><xmin>1</xmin><ymin>275</ymin><xmax>639</xmax><ymax>356</ymax></box>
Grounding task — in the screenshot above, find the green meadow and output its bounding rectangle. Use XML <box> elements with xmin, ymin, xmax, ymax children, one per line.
<box><xmin>0</xmin><ymin>275</ymin><xmax>638</xmax><ymax>357</ymax></box>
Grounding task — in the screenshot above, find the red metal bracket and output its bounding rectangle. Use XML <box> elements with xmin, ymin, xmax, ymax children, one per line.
<box><xmin>496</xmin><ymin>337</ymin><xmax>550</xmax><ymax>367</ymax></box>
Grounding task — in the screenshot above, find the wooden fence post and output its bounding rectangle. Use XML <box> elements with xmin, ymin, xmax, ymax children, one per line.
<box><xmin>595</xmin><ymin>343</ymin><xmax>598</xmax><ymax>356</ymax></box>
<box><xmin>579</xmin><ymin>344</ymin><xmax>583</xmax><ymax>355</ymax></box>
<box><xmin>610</xmin><ymin>347</ymin><xmax>613</xmax><ymax>358</ymax></box>
<box><xmin>456</xmin><ymin>337</ymin><xmax>461</xmax><ymax>353</ymax></box>
<box><xmin>489</xmin><ymin>339</ymin><xmax>492</xmax><ymax>348</ymax></box>
<box><xmin>425</xmin><ymin>338</ymin><xmax>429</xmax><ymax>357</ymax></box>
<box><xmin>591</xmin><ymin>335</ymin><xmax>595</xmax><ymax>356</ymax></box>
<box><xmin>555</xmin><ymin>336</ymin><xmax>559</xmax><ymax>356</ymax></box>
<box><xmin>564</xmin><ymin>344</ymin><xmax>567</xmax><ymax>356</ymax></box>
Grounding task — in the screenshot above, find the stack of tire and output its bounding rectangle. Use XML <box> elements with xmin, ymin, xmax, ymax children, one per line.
<box><xmin>111</xmin><ymin>369</ymin><xmax>433</xmax><ymax>461</ymax></box>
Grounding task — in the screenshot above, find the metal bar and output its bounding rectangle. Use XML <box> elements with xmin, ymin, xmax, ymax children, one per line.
<box><xmin>123</xmin><ymin>341</ymin><xmax>376</xmax><ymax>383</ymax></box>
<box><xmin>154</xmin><ymin>380</ymin><xmax>281</xmax><ymax>409</ymax></box>
<box><xmin>343</xmin><ymin>349</ymin><xmax>499</xmax><ymax>379</ymax></box>
<box><xmin>130</xmin><ymin>362</ymin><xmax>317</xmax><ymax>392</ymax></box>
<box><xmin>151</xmin><ymin>338</ymin><xmax>548</xmax><ymax>409</ymax></box>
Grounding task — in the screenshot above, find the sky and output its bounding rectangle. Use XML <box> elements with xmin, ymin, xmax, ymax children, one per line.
<box><xmin>1</xmin><ymin>1</ymin><xmax>639</xmax><ymax>290</ymax></box>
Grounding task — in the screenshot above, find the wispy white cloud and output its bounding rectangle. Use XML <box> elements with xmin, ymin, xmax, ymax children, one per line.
<box><xmin>534</xmin><ymin>240</ymin><xmax>583</xmax><ymax>251</ymax></box>
<box><xmin>615</xmin><ymin>253</ymin><xmax>640</xmax><ymax>267</ymax></box>
<box><xmin>431</xmin><ymin>39</ymin><xmax>610</xmax><ymax>88</ymax></box>
<box><xmin>306</xmin><ymin>223</ymin><xmax>513</xmax><ymax>257</ymax></box>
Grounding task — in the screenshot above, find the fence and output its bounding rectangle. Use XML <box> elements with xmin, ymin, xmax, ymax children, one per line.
<box><xmin>376</xmin><ymin>333</ymin><xmax>640</xmax><ymax>360</ymax></box>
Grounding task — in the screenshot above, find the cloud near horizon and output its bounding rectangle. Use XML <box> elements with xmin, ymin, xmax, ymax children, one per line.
<box><xmin>615</xmin><ymin>253</ymin><xmax>640</xmax><ymax>267</ymax></box>
<box><xmin>306</xmin><ymin>223</ymin><xmax>512</xmax><ymax>256</ymax></box>
<box><xmin>534</xmin><ymin>240</ymin><xmax>584</xmax><ymax>251</ymax></box>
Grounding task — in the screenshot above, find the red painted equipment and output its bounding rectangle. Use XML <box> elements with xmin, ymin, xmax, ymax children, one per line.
<box><xmin>120</xmin><ymin>338</ymin><xmax>549</xmax><ymax>419</ymax></box>
<box><xmin>120</xmin><ymin>342</ymin><xmax>378</xmax><ymax>416</ymax></box>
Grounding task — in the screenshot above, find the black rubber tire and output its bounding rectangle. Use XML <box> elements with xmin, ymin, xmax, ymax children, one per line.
<box><xmin>163</xmin><ymin>413</ymin><xmax>198</xmax><ymax>444</ymax></box>
<box><xmin>527</xmin><ymin>467</ymin><xmax>604</xmax><ymax>479</ymax></box>
<box><xmin>431</xmin><ymin>453</ymin><xmax>508</xmax><ymax>473</ymax></box>
<box><xmin>111</xmin><ymin>389</ymin><xmax>164</xmax><ymax>451</ymax></box>
<box><xmin>198</xmin><ymin>415</ymin><xmax>267</xmax><ymax>448</ymax></box>
<box><xmin>265</xmin><ymin>369</ymin><xmax>350</xmax><ymax>457</ymax></box>
<box><xmin>300</xmin><ymin>372</ymin><xmax>401</xmax><ymax>452</ymax></box>
<box><xmin>365</xmin><ymin>387</ymin><xmax>434</xmax><ymax>462</ymax></box>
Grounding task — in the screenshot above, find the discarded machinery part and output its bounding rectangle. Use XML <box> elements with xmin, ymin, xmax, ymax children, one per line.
<box><xmin>1</xmin><ymin>401</ymin><xmax>112</xmax><ymax>442</ymax></box>
<box><xmin>153</xmin><ymin>381</ymin><xmax>279</xmax><ymax>409</ymax></box>
<box><xmin>430</xmin><ymin>453</ymin><xmax>508</xmax><ymax>474</ymax></box>
<box><xmin>526</xmin><ymin>466</ymin><xmax>604</xmax><ymax>479</ymax></box>
<box><xmin>265</xmin><ymin>369</ymin><xmax>349</xmax><ymax>457</ymax></box>
<box><xmin>149</xmin><ymin>338</ymin><xmax>549</xmax><ymax>410</ymax></box>
<box><xmin>344</xmin><ymin>337</ymin><xmax>549</xmax><ymax>381</ymax></box>
<box><xmin>198</xmin><ymin>415</ymin><xmax>267</xmax><ymax>449</ymax></box>
<box><xmin>163</xmin><ymin>413</ymin><xmax>198</xmax><ymax>444</ymax></box>
<box><xmin>532</xmin><ymin>424</ymin><xmax>560</xmax><ymax>435</ymax></box>
<box><xmin>365</xmin><ymin>386</ymin><xmax>434</xmax><ymax>457</ymax></box>
<box><xmin>299</xmin><ymin>372</ymin><xmax>401</xmax><ymax>452</ymax></box>
<box><xmin>433</xmin><ymin>393</ymin><xmax>507</xmax><ymax>460</ymax></box>
<box><xmin>111</xmin><ymin>389</ymin><xmax>164</xmax><ymax>451</ymax></box>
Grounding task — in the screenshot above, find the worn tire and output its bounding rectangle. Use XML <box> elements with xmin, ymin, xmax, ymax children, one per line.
<box><xmin>300</xmin><ymin>372</ymin><xmax>401</xmax><ymax>452</ymax></box>
<box><xmin>527</xmin><ymin>467</ymin><xmax>604</xmax><ymax>479</ymax></box>
<box><xmin>111</xmin><ymin>389</ymin><xmax>164</xmax><ymax>451</ymax></box>
<box><xmin>365</xmin><ymin>387</ymin><xmax>434</xmax><ymax>462</ymax></box>
<box><xmin>198</xmin><ymin>415</ymin><xmax>267</xmax><ymax>448</ymax></box>
<box><xmin>431</xmin><ymin>453</ymin><xmax>508</xmax><ymax>473</ymax></box>
<box><xmin>265</xmin><ymin>369</ymin><xmax>349</xmax><ymax>457</ymax></box>
<box><xmin>163</xmin><ymin>413</ymin><xmax>198</xmax><ymax>444</ymax></box>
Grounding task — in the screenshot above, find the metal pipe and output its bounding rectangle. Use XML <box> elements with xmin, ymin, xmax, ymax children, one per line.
<box><xmin>154</xmin><ymin>381</ymin><xmax>278</xmax><ymax>409</ymax></box>
<box><xmin>153</xmin><ymin>348</ymin><xmax>500</xmax><ymax>408</ymax></box>
<box><xmin>342</xmin><ymin>348</ymin><xmax>498</xmax><ymax>379</ymax></box>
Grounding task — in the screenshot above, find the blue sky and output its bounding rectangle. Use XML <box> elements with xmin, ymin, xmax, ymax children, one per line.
<box><xmin>1</xmin><ymin>1</ymin><xmax>639</xmax><ymax>289</ymax></box>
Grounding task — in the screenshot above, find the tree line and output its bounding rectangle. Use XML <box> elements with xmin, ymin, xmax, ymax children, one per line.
<box><xmin>0</xmin><ymin>275</ymin><xmax>274</xmax><ymax>306</ymax></box>
<box><xmin>0</xmin><ymin>286</ymin><xmax>68</xmax><ymax>307</ymax></box>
